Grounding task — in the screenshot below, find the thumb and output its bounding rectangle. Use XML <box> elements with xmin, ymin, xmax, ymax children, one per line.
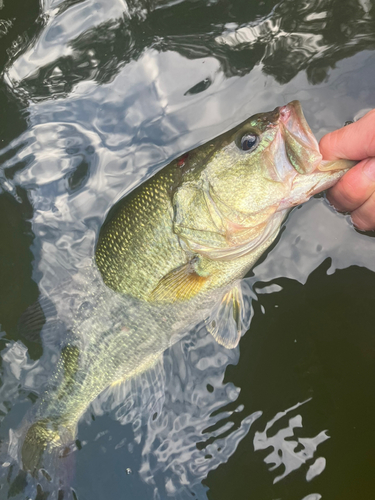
<box><xmin>320</xmin><ymin>109</ymin><xmax>375</xmax><ymax>161</ymax></box>
<box><xmin>327</xmin><ymin>157</ymin><xmax>375</xmax><ymax>212</ymax></box>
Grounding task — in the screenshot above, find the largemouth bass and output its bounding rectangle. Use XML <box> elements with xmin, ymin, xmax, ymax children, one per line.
<box><xmin>8</xmin><ymin>101</ymin><xmax>354</xmax><ymax>487</ymax></box>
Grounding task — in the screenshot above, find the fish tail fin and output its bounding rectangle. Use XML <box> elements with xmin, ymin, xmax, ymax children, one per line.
<box><xmin>22</xmin><ymin>419</ymin><xmax>72</xmax><ymax>469</ymax></box>
<box><xmin>1</xmin><ymin>419</ymin><xmax>76</xmax><ymax>498</ymax></box>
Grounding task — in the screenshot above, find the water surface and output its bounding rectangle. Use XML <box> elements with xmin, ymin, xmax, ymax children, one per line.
<box><xmin>0</xmin><ymin>0</ymin><xmax>375</xmax><ymax>499</ymax></box>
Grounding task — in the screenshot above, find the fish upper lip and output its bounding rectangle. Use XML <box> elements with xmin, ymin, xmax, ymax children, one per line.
<box><xmin>267</xmin><ymin>107</ymin><xmax>280</xmax><ymax>125</ymax></box>
<box><xmin>268</xmin><ymin>102</ymin><xmax>302</xmax><ymax>130</ymax></box>
<box><xmin>278</xmin><ymin>104</ymin><xmax>291</xmax><ymax>123</ymax></box>
<box><xmin>279</xmin><ymin>100</ymin><xmax>321</xmax><ymax>162</ymax></box>
<box><xmin>270</xmin><ymin>100</ymin><xmax>323</xmax><ymax>178</ymax></box>
<box><xmin>277</xmin><ymin>100</ymin><xmax>304</xmax><ymax>127</ymax></box>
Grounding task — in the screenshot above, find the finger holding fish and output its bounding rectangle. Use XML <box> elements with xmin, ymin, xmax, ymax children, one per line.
<box><xmin>320</xmin><ymin>109</ymin><xmax>375</xmax><ymax>231</ymax></box>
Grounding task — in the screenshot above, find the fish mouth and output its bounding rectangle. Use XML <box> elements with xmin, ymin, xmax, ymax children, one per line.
<box><xmin>276</xmin><ymin>100</ymin><xmax>323</xmax><ymax>175</ymax></box>
<box><xmin>273</xmin><ymin>101</ymin><xmax>356</xmax><ymax>208</ymax></box>
<box><xmin>279</xmin><ymin>101</ymin><xmax>308</xmax><ymax>129</ymax></box>
<box><xmin>277</xmin><ymin>101</ymin><xmax>354</xmax><ymax>176</ymax></box>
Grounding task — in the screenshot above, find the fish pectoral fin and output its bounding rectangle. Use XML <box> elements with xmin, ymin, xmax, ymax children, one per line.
<box><xmin>150</xmin><ymin>262</ymin><xmax>208</xmax><ymax>302</ymax></box>
<box><xmin>206</xmin><ymin>282</ymin><xmax>254</xmax><ymax>349</ymax></box>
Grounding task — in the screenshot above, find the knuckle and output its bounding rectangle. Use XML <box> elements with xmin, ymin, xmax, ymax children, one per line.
<box><xmin>332</xmin><ymin>181</ymin><xmax>360</xmax><ymax>211</ymax></box>
<box><xmin>351</xmin><ymin>213</ymin><xmax>373</xmax><ymax>231</ymax></box>
<box><xmin>351</xmin><ymin>193</ymin><xmax>375</xmax><ymax>231</ymax></box>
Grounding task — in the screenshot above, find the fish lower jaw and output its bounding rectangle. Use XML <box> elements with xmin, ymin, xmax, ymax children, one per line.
<box><xmin>278</xmin><ymin>169</ymin><xmax>350</xmax><ymax>210</ymax></box>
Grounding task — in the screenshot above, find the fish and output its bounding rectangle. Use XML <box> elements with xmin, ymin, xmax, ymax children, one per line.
<box><xmin>6</xmin><ymin>100</ymin><xmax>354</xmax><ymax>491</ymax></box>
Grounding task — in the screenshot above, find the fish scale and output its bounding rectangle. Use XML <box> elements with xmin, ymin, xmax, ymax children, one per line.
<box><xmin>96</xmin><ymin>166</ymin><xmax>186</xmax><ymax>300</ymax></box>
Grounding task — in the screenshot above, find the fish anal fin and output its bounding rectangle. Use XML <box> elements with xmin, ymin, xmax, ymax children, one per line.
<box><xmin>150</xmin><ymin>262</ymin><xmax>208</xmax><ymax>302</ymax></box>
<box><xmin>95</xmin><ymin>356</ymin><xmax>166</xmax><ymax>426</ymax></box>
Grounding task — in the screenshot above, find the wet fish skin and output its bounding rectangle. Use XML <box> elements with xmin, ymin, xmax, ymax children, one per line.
<box><xmin>18</xmin><ymin>101</ymin><xmax>355</xmax><ymax>481</ymax></box>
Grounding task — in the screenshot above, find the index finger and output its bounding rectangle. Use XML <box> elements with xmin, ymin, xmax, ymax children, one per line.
<box><xmin>319</xmin><ymin>109</ymin><xmax>375</xmax><ymax>161</ymax></box>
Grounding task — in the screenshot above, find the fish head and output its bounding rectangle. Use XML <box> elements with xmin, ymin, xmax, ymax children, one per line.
<box><xmin>173</xmin><ymin>100</ymin><xmax>357</xmax><ymax>262</ymax></box>
<box><xmin>204</xmin><ymin>100</ymin><xmax>355</xmax><ymax>221</ymax></box>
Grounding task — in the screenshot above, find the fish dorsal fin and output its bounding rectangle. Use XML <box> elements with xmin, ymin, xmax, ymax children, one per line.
<box><xmin>150</xmin><ymin>262</ymin><xmax>208</xmax><ymax>302</ymax></box>
<box><xmin>17</xmin><ymin>297</ymin><xmax>58</xmax><ymax>344</ymax></box>
<box><xmin>206</xmin><ymin>282</ymin><xmax>254</xmax><ymax>349</ymax></box>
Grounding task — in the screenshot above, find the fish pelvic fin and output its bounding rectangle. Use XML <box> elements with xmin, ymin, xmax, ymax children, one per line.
<box><xmin>206</xmin><ymin>281</ymin><xmax>254</xmax><ymax>349</ymax></box>
<box><xmin>149</xmin><ymin>262</ymin><xmax>208</xmax><ymax>302</ymax></box>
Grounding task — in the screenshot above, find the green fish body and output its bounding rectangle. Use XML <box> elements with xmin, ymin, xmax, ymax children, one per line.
<box><xmin>17</xmin><ymin>101</ymin><xmax>354</xmax><ymax>476</ymax></box>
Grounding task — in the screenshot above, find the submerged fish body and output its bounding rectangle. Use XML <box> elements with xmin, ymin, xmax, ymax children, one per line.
<box><xmin>13</xmin><ymin>101</ymin><xmax>354</xmax><ymax>482</ymax></box>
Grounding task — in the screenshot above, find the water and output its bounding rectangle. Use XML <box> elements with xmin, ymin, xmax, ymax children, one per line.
<box><xmin>0</xmin><ymin>0</ymin><xmax>375</xmax><ymax>498</ymax></box>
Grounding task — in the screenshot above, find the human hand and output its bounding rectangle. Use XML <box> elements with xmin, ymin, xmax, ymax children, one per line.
<box><xmin>319</xmin><ymin>109</ymin><xmax>375</xmax><ymax>231</ymax></box>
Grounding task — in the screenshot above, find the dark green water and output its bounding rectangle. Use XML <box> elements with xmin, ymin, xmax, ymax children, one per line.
<box><xmin>0</xmin><ymin>0</ymin><xmax>375</xmax><ymax>499</ymax></box>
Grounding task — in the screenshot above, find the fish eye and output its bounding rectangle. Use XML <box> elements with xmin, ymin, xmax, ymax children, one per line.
<box><xmin>239</xmin><ymin>133</ymin><xmax>259</xmax><ymax>152</ymax></box>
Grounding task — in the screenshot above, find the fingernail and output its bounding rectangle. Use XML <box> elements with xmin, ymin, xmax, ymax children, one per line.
<box><xmin>362</xmin><ymin>157</ymin><xmax>375</xmax><ymax>181</ymax></box>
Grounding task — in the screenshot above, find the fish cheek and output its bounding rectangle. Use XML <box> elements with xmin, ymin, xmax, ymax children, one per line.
<box><xmin>207</xmin><ymin>140</ymin><xmax>278</xmax><ymax>215</ymax></box>
<box><xmin>172</xmin><ymin>182</ymin><xmax>228</xmax><ymax>248</ymax></box>
<box><xmin>216</xmin><ymin>167</ymin><xmax>281</xmax><ymax>216</ymax></box>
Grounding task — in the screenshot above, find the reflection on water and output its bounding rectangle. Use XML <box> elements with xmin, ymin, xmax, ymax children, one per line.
<box><xmin>0</xmin><ymin>0</ymin><xmax>375</xmax><ymax>498</ymax></box>
<box><xmin>137</xmin><ymin>331</ymin><xmax>259</xmax><ymax>498</ymax></box>
<box><xmin>253</xmin><ymin>399</ymin><xmax>329</xmax><ymax>484</ymax></box>
<box><xmin>5</xmin><ymin>0</ymin><xmax>375</xmax><ymax>99</ymax></box>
